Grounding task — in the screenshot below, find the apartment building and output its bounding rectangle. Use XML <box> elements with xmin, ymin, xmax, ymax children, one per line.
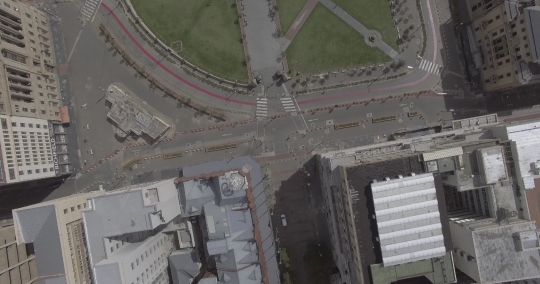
<box><xmin>464</xmin><ymin>0</ymin><xmax>540</xmax><ymax>91</ymax></box>
<box><xmin>0</xmin><ymin>0</ymin><xmax>61</xmax><ymax>120</ymax></box>
<box><xmin>0</xmin><ymin>115</ymin><xmax>71</xmax><ymax>184</ymax></box>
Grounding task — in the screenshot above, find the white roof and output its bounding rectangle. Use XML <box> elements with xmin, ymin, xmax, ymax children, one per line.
<box><xmin>371</xmin><ymin>173</ymin><xmax>446</xmax><ymax>267</ymax></box>
<box><xmin>506</xmin><ymin>122</ymin><xmax>540</xmax><ymax>180</ymax></box>
<box><xmin>477</xmin><ymin>146</ymin><xmax>507</xmax><ymax>184</ymax></box>
<box><xmin>422</xmin><ymin>147</ymin><xmax>463</xmax><ymax>161</ymax></box>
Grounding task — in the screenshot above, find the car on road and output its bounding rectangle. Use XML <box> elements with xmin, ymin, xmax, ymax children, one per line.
<box><xmin>280</xmin><ymin>214</ymin><xmax>287</xmax><ymax>226</ymax></box>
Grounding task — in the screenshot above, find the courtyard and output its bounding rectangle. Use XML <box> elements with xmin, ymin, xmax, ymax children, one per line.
<box><xmin>130</xmin><ymin>0</ymin><xmax>248</xmax><ymax>81</ymax></box>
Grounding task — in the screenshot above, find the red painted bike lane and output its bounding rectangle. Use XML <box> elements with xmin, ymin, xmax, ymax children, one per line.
<box><xmin>101</xmin><ymin>0</ymin><xmax>439</xmax><ymax>108</ymax></box>
<box><xmin>100</xmin><ymin>2</ymin><xmax>255</xmax><ymax>106</ymax></box>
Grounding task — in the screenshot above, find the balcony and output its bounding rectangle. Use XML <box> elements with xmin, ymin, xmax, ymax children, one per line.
<box><xmin>1</xmin><ymin>34</ymin><xmax>25</xmax><ymax>48</ymax></box>
<box><xmin>0</xmin><ymin>8</ymin><xmax>21</xmax><ymax>23</ymax></box>
<box><xmin>9</xmin><ymin>81</ymin><xmax>32</xmax><ymax>92</ymax></box>
<box><xmin>6</xmin><ymin>67</ymin><xmax>29</xmax><ymax>77</ymax></box>
<box><xmin>0</xmin><ymin>14</ymin><xmax>21</xmax><ymax>30</ymax></box>
<box><xmin>47</xmin><ymin>93</ymin><xmax>57</xmax><ymax>100</ymax></box>
<box><xmin>10</xmin><ymin>91</ymin><xmax>33</xmax><ymax>102</ymax></box>
<box><xmin>0</xmin><ymin>24</ymin><xmax>22</xmax><ymax>36</ymax></box>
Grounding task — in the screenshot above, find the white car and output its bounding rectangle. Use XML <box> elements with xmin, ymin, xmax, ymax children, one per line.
<box><xmin>280</xmin><ymin>214</ymin><xmax>287</xmax><ymax>226</ymax></box>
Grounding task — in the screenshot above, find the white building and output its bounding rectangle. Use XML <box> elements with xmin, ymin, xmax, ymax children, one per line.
<box><xmin>0</xmin><ymin>115</ymin><xmax>57</xmax><ymax>183</ymax></box>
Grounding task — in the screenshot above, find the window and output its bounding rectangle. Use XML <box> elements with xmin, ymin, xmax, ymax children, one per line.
<box><xmin>35</xmin><ymin>169</ymin><xmax>39</xmax><ymax>173</ymax></box>
<box><xmin>527</xmin><ymin>52</ymin><xmax>531</xmax><ymax>56</ymax></box>
<box><xmin>19</xmin><ymin>170</ymin><xmax>23</xmax><ymax>175</ymax></box>
<box><xmin>22</xmin><ymin>108</ymin><xmax>28</xmax><ymax>112</ymax></box>
<box><xmin>41</xmin><ymin>110</ymin><xmax>46</xmax><ymax>114</ymax></box>
<box><xmin>497</xmin><ymin>61</ymin><xmax>503</xmax><ymax>66</ymax></box>
<box><xmin>521</xmin><ymin>19</ymin><xmax>525</xmax><ymax>24</ymax></box>
<box><xmin>499</xmin><ymin>75</ymin><xmax>504</xmax><ymax>79</ymax></box>
<box><xmin>500</xmin><ymin>28</ymin><xmax>504</xmax><ymax>33</ymax></box>
<box><xmin>492</xmin><ymin>32</ymin><xmax>497</xmax><ymax>37</ymax></box>
<box><xmin>507</xmin><ymin>73</ymin><xmax>511</xmax><ymax>77</ymax></box>
<box><xmin>29</xmin><ymin>124</ymin><xmax>33</xmax><ymax>128</ymax></box>
<box><xmin>522</xmin><ymin>28</ymin><xmax>526</xmax><ymax>32</ymax></box>
<box><xmin>25</xmin><ymin>12</ymin><xmax>30</xmax><ymax>18</ymax></box>
<box><xmin>77</xmin><ymin>204</ymin><xmax>81</xmax><ymax>209</ymax></box>
<box><xmin>4</xmin><ymin>2</ymin><xmax>9</xmax><ymax>8</ymax></box>
<box><xmin>525</xmin><ymin>44</ymin><xmax>529</xmax><ymax>48</ymax></box>
<box><xmin>506</xmin><ymin>58</ymin><xmax>510</xmax><ymax>63</ymax></box>
<box><xmin>71</xmin><ymin>207</ymin><xmax>74</xmax><ymax>212</ymax></box>
<box><xmin>43</xmin><ymin>168</ymin><xmax>47</xmax><ymax>172</ymax></box>
<box><xmin>496</xmin><ymin>15</ymin><xmax>500</xmax><ymax>20</ymax></box>
<box><xmin>511</xmin><ymin>24</ymin><xmax>516</xmax><ymax>29</ymax></box>
<box><xmin>27</xmin><ymin>170</ymin><xmax>32</xmax><ymax>174</ymax></box>
<box><xmin>39</xmin><ymin>92</ymin><xmax>43</xmax><ymax>96</ymax></box>
<box><xmin>513</xmin><ymin>31</ymin><xmax>518</xmax><ymax>36</ymax></box>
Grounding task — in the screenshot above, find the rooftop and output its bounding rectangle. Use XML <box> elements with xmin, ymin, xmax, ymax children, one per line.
<box><xmin>477</xmin><ymin>146</ymin><xmax>508</xmax><ymax>184</ymax></box>
<box><xmin>505</xmin><ymin>121</ymin><xmax>540</xmax><ymax>188</ymax></box>
<box><xmin>106</xmin><ymin>84</ymin><xmax>170</xmax><ymax>140</ymax></box>
<box><xmin>474</xmin><ymin>220</ymin><xmax>540</xmax><ymax>283</ymax></box>
<box><xmin>371</xmin><ymin>173</ymin><xmax>446</xmax><ymax>266</ymax></box>
<box><xmin>344</xmin><ymin>156</ymin><xmax>452</xmax><ymax>283</ymax></box>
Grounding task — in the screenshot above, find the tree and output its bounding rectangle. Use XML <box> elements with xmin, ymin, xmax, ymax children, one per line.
<box><xmin>283</xmin><ymin>272</ymin><xmax>293</xmax><ymax>284</ymax></box>
<box><xmin>280</xmin><ymin>248</ymin><xmax>291</xmax><ymax>268</ymax></box>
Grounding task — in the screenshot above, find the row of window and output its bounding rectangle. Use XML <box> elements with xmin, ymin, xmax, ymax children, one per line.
<box><xmin>63</xmin><ymin>203</ymin><xmax>87</xmax><ymax>214</ymax></box>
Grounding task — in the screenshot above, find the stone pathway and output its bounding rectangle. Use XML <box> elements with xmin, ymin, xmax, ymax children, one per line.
<box><xmin>318</xmin><ymin>0</ymin><xmax>400</xmax><ymax>60</ymax></box>
<box><xmin>283</xmin><ymin>0</ymin><xmax>319</xmax><ymax>43</ymax></box>
<box><xmin>242</xmin><ymin>0</ymin><xmax>284</xmax><ymax>85</ymax></box>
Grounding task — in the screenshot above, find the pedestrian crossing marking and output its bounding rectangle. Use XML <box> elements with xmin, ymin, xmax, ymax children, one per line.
<box><xmin>280</xmin><ymin>97</ymin><xmax>297</xmax><ymax>112</ymax></box>
<box><xmin>256</xmin><ymin>98</ymin><xmax>267</xmax><ymax>118</ymax></box>
<box><xmin>419</xmin><ymin>58</ymin><xmax>442</xmax><ymax>76</ymax></box>
<box><xmin>80</xmin><ymin>0</ymin><xmax>102</xmax><ymax>23</ymax></box>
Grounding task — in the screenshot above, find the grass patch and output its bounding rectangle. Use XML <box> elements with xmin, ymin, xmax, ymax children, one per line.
<box><xmin>275</xmin><ymin>0</ymin><xmax>309</xmax><ymax>33</ymax></box>
<box><xmin>131</xmin><ymin>0</ymin><xmax>247</xmax><ymax>81</ymax></box>
<box><xmin>286</xmin><ymin>4</ymin><xmax>390</xmax><ymax>74</ymax></box>
<box><xmin>332</xmin><ymin>0</ymin><xmax>398</xmax><ymax>50</ymax></box>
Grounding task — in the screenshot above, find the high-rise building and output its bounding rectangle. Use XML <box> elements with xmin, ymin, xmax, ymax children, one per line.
<box><xmin>12</xmin><ymin>191</ymin><xmax>101</xmax><ymax>284</ymax></box>
<box><xmin>0</xmin><ymin>115</ymin><xmax>71</xmax><ymax>184</ymax></box>
<box><xmin>462</xmin><ymin>0</ymin><xmax>540</xmax><ymax>92</ymax></box>
<box><xmin>0</xmin><ymin>219</ymin><xmax>37</xmax><ymax>284</ymax></box>
<box><xmin>0</xmin><ymin>0</ymin><xmax>62</xmax><ymax>120</ymax></box>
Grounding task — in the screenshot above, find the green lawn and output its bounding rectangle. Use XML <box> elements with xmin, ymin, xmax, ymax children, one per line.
<box><xmin>131</xmin><ymin>0</ymin><xmax>247</xmax><ymax>81</ymax></box>
<box><xmin>332</xmin><ymin>0</ymin><xmax>398</xmax><ymax>50</ymax></box>
<box><xmin>275</xmin><ymin>0</ymin><xmax>308</xmax><ymax>34</ymax></box>
<box><xmin>286</xmin><ymin>4</ymin><xmax>390</xmax><ymax>74</ymax></box>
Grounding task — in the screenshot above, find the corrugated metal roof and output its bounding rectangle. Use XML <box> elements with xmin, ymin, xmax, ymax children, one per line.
<box><xmin>422</xmin><ymin>147</ymin><xmax>463</xmax><ymax>161</ymax></box>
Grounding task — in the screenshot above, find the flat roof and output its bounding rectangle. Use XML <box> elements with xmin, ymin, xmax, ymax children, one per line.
<box><xmin>474</xmin><ymin>220</ymin><xmax>540</xmax><ymax>283</ymax></box>
<box><xmin>372</xmin><ymin>173</ymin><xmax>446</xmax><ymax>266</ymax></box>
<box><xmin>525</xmin><ymin>6</ymin><xmax>540</xmax><ymax>63</ymax></box>
<box><xmin>505</xmin><ymin>121</ymin><xmax>540</xmax><ymax>187</ymax></box>
<box><xmin>477</xmin><ymin>146</ymin><xmax>507</xmax><ymax>184</ymax></box>
<box><xmin>344</xmin><ymin>156</ymin><xmax>452</xmax><ymax>284</ymax></box>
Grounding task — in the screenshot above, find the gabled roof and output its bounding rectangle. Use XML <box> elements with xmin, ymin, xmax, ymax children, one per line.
<box><xmin>169</xmin><ymin>250</ymin><xmax>200</xmax><ymax>284</ymax></box>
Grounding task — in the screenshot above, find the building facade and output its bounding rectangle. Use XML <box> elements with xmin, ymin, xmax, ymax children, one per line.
<box><xmin>0</xmin><ymin>0</ymin><xmax>62</xmax><ymax>120</ymax></box>
<box><xmin>0</xmin><ymin>115</ymin><xmax>70</xmax><ymax>184</ymax></box>
<box><xmin>12</xmin><ymin>191</ymin><xmax>101</xmax><ymax>284</ymax></box>
<box><xmin>464</xmin><ymin>0</ymin><xmax>540</xmax><ymax>92</ymax></box>
<box><xmin>0</xmin><ymin>219</ymin><xmax>37</xmax><ymax>284</ymax></box>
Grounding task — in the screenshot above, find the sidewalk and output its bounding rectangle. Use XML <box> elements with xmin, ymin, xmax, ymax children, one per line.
<box><xmin>98</xmin><ymin>0</ymin><xmax>255</xmax><ymax>118</ymax></box>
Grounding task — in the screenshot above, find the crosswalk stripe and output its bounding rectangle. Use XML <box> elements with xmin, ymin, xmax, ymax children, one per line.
<box><xmin>280</xmin><ymin>98</ymin><xmax>292</xmax><ymax>101</ymax></box>
<box><xmin>419</xmin><ymin>59</ymin><xmax>427</xmax><ymax>70</ymax></box>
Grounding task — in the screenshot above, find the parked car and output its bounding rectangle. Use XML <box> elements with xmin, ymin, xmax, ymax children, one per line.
<box><xmin>280</xmin><ymin>214</ymin><xmax>287</xmax><ymax>226</ymax></box>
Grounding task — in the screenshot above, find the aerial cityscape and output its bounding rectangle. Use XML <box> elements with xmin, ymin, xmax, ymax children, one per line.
<box><xmin>1</xmin><ymin>0</ymin><xmax>540</xmax><ymax>283</ymax></box>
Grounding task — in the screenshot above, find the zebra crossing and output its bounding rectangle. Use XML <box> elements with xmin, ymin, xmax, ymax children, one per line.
<box><xmin>256</xmin><ymin>98</ymin><xmax>267</xmax><ymax>118</ymax></box>
<box><xmin>281</xmin><ymin>97</ymin><xmax>297</xmax><ymax>112</ymax></box>
<box><xmin>419</xmin><ymin>58</ymin><xmax>442</xmax><ymax>76</ymax></box>
<box><xmin>80</xmin><ymin>0</ymin><xmax>102</xmax><ymax>23</ymax></box>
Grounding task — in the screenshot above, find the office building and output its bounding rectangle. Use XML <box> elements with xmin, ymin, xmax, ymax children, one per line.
<box><xmin>0</xmin><ymin>115</ymin><xmax>71</xmax><ymax>184</ymax></box>
<box><xmin>0</xmin><ymin>0</ymin><xmax>62</xmax><ymax>120</ymax></box>
<box><xmin>462</xmin><ymin>0</ymin><xmax>540</xmax><ymax>91</ymax></box>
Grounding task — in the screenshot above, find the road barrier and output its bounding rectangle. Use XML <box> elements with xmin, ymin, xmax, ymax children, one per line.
<box><xmin>372</xmin><ymin>115</ymin><xmax>397</xmax><ymax>123</ymax></box>
<box><xmin>205</xmin><ymin>143</ymin><xmax>238</xmax><ymax>153</ymax></box>
<box><xmin>334</xmin><ymin>121</ymin><xmax>360</xmax><ymax>130</ymax></box>
<box><xmin>162</xmin><ymin>152</ymin><xmax>183</xmax><ymax>159</ymax></box>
